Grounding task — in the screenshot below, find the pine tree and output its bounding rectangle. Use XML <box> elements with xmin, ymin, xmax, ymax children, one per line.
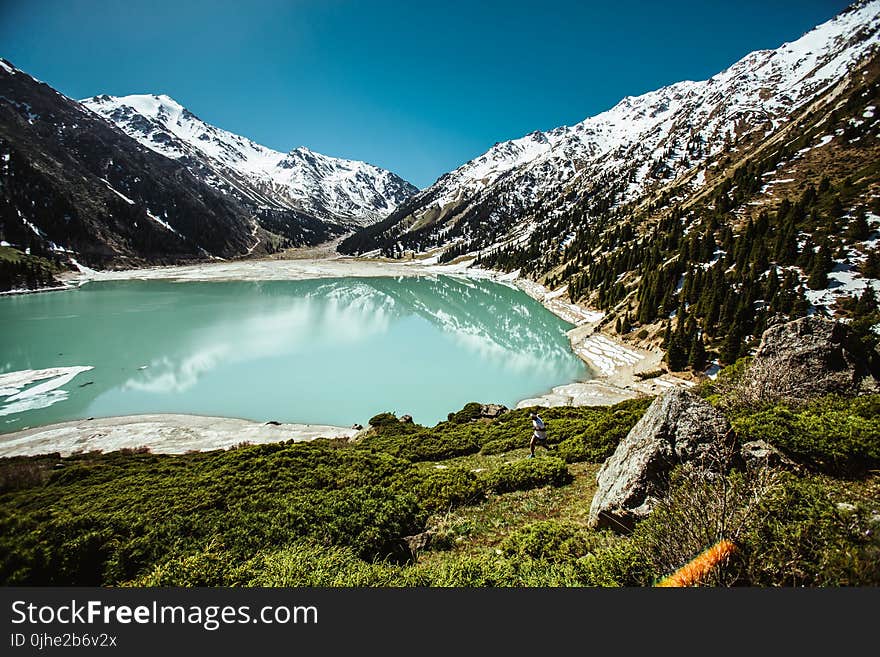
<box><xmin>764</xmin><ymin>266</ymin><xmax>780</xmax><ymax>307</ymax></box>
<box><xmin>720</xmin><ymin>322</ymin><xmax>744</xmax><ymax>365</ymax></box>
<box><xmin>846</xmin><ymin>213</ymin><xmax>871</xmax><ymax>242</ymax></box>
<box><xmin>856</xmin><ymin>285</ymin><xmax>878</xmax><ymax>316</ymax></box>
<box><xmin>665</xmin><ymin>332</ymin><xmax>688</xmax><ymax>371</ymax></box>
<box><xmin>859</xmin><ymin>248</ymin><xmax>880</xmax><ymax>278</ymax></box>
<box><xmin>662</xmin><ymin>322</ymin><xmax>672</xmax><ymax>348</ymax></box>
<box><xmin>807</xmin><ymin>245</ymin><xmax>832</xmax><ymax>290</ymax></box>
<box><xmin>687</xmin><ymin>334</ymin><xmax>707</xmax><ymax>371</ymax></box>
<box><xmin>791</xmin><ymin>286</ymin><xmax>811</xmax><ymax>317</ymax></box>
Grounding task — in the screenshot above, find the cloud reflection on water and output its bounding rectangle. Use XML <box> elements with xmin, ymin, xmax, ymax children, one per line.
<box><xmin>123</xmin><ymin>277</ymin><xmax>582</xmax><ymax>395</ymax></box>
<box><xmin>124</xmin><ymin>291</ymin><xmax>395</xmax><ymax>394</ymax></box>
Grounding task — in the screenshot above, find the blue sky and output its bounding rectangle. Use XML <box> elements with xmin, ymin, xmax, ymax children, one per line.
<box><xmin>0</xmin><ymin>0</ymin><xmax>854</xmax><ymax>188</ymax></box>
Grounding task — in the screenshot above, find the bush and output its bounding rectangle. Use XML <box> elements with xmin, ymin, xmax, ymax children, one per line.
<box><xmin>446</xmin><ymin>402</ymin><xmax>485</xmax><ymax>424</ymax></box>
<box><xmin>0</xmin><ymin>457</ymin><xmax>53</xmax><ymax>493</ymax></box>
<box><xmin>247</xmin><ymin>540</ymin><xmax>653</xmax><ymax>587</ymax></box>
<box><xmin>500</xmin><ymin>521</ymin><xmax>606</xmax><ymax>562</ymax></box>
<box><xmin>126</xmin><ymin>543</ymin><xmax>257</xmax><ymax>587</ymax></box>
<box><xmin>361</xmin><ymin>430</ymin><xmax>481</xmax><ymax>462</ymax></box>
<box><xmin>631</xmin><ymin>464</ymin><xmax>782</xmax><ymax>586</ymax></box>
<box><xmin>736</xmin><ymin>475</ymin><xmax>880</xmax><ymax>586</ymax></box>
<box><xmin>248</xmin><ymin>543</ymin><xmax>400</xmax><ymax>587</ymax></box>
<box><xmin>362</xmin><ymin>401</ymin><xmax>650</xmax><ymax>462</ymax></box>
<box><xmin>731</xmin><ymin>395</ymin><xmax>880</xmax><ymax>473</ymax></box>
<box><xmin>400</xmin><ymin>467</ymin><xmax>485</xmax><ymax>513</ymax></box>
<box><xmin>368</xmin><ymin>412</ymin><xmax>399</xmax><ymax>427</ymax></box>
<box><xmin>0</xmin><ymin>442</ymin><xmax>426</xmax><ymax>585</ymax></box>
<box><xmin>576</xmin><ymin>540</ymin><xmax>649</xmax><ymax>586</ymax></box>
<box><xmin>480</xmin><ymin>436</ymin><xmax>524</xmax><ymax>455</ymax></box>
<box><xmin>481</xmin><ymin>457</ymin><xmax>571</xmax><ymax>494</ymax></box>
<box><xmin>555</xmin><ymin>398</ymin><xmax>651</xmax><ymax>463</ymax></box>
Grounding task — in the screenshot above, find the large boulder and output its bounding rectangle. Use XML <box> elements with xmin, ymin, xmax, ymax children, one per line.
<box><xmin>749</xmin><ymin>316</ymin><xmax>876</xmax><ymax>401</ymax></box>
<box><xmin>588</xmin><ymin>388</ymin><xmax>731</xmax><ymax>532</ymax></box>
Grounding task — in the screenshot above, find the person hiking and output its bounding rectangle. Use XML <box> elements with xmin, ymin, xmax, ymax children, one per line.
<box><xmin>528</xmin><ymin>412</ymin><xmax>551</xmax><ymax>458</ymax></box>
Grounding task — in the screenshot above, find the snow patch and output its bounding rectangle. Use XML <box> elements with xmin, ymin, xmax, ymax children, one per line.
<box><xmin>99</xmin><ymin>179</ymin><xmax>136</xmax><ymax>205</ymax></box>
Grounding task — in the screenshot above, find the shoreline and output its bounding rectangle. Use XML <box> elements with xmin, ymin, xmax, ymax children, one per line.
<box><xmin>1</xmin><ymin>253</ymin><xmax>694</xmax><ymax>456</ymax></box>
<box><xmin>506</xmin><ymin>270</ymin><xmax>695</xmax><ymax>404</ymax></box>
<box><xmin>0</xmin><ymin>414</ymin><xmax>359</xmax><ymax>458</ymax></box>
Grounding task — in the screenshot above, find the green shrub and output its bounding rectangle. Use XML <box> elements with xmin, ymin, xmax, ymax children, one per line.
<box><xmin>731</xmin><ymin>395</ymin><xmax>880</xmax><ymax>473</ymax></box>
<box><xmin>481</xmin><ymin>457</ymin><xmax>571</xmax><ymax>494</ymax></box>
<box><xmin>361</xmin><ymin>400</ymin><xmax>650</xmax><ymax>462</ymax></box>
<box><xmin>577</xmin><ymin>540</ymin><xmax>650</xmax><ymax>586</ymax></box>
<box><xmin>736</xmin><ymin>475</ymin><xmax>880</xmax><ymax>586</ymax></box>
<box><xmin>555</xmin><ymin>399</ymin><xmax>651</xmax><ymax>463</ymax></box>
<box><xmin>126</xmin><ymin>544</ymin><xmax>258</xmax><ymax>587</ymax></box>
<box><xmin>480</xmin><ymin>435</ymin><xmax>524</xmax><ymax>455</ymax></box>
<box><xmin>360</xmin><ymin>430</ymin><xmax>481</xmax><ymax>462</ymax></box>
<box><xmin>247</xmin><ymin>543</ymin><xmax>400</xmax><ymax>587</ymax></box>
<box><xmin>399</xmin><ymin>467</ymin><xmax>485</xmax><ymax>513</ymax></box>
<box><xmin>368</xmin><ymin>412</ymin><xmax>399</xmax><ymax>427</ymax></box>
<box><xmin>446</xmin><ymin>402</ymin><xmax>485</xmax><ymax>424</ymax></box>
<box><xmin>405</xmin><ymin>544</ymin><xmax>648</xmax><ymax>586</ymax></box>
<box><xmin>0</xmin><ymin>443</ymin><xmax>426</xmax><ymax>585</ymax></box>
<box><xmin>500</xmin><ymin>520</ymin><xmax>606</xmax><ymax>562</ymax></box>
<box><xmin>628</xmin><ymin>467</ymin><xmax>880</xmax><ymax>587</ymax></box>
<box><xmin>630</xmin><ymin>465</ymin><xmax>782</xmax><ymax>586</ymax></box>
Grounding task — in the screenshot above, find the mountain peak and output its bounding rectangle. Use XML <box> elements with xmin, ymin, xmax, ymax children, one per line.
<box><xmin>83</xmin><ymin>93</ymin><xmax>417</xmax><ymax>225</ymax></box>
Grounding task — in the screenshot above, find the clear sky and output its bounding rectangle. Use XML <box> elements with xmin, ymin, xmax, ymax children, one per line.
<box><xmin>0</xmin><ymin>0</ymin><xmax>855</xmax><ymax>188</ymax></box>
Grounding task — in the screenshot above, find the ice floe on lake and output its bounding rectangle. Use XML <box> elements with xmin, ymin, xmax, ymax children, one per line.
<box><xmin>0</xmin><ymin>366</ymin><xmax>93</xmax><ymax>416</ymax></box>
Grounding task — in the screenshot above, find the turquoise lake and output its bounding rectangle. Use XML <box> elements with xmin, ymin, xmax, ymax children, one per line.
<box><xmin>0</xmin><ymin>276</ymin><xmax>588</xmax><ymax>432</ymax></box>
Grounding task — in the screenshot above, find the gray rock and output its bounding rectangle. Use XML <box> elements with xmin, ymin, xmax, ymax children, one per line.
<box><xmin>750</xmin><ymin>316</ymin><xmax>877</xmax><ymax>400</ymax></box>
<box><xmin>740</xmin><ymin>440</ymin><xmax>799</xmax><ymax>471</ymax></box>
<box><xmin>588</xmin><ymin>388</ymin><xmax>731</xmax><ymax>532</ymax></box>
<box><xmin>403</xmin><ymin>531</ymin><xmax>432</xmax><ymax>554</ymax></box>
<box><xmin>399</xmin><ymin>414</ymin><xmax>414</xmax><ymax>424</ymax></box>
<box><xmin>479</xmin><ymin>403</ymin><xmax>508</xmax><ymax>419</ymax></box>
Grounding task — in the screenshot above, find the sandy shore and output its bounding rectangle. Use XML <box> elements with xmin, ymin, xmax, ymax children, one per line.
<box><xmin>0</xmin><ymin>414</ymin><xmax>358</xmax><ymax>457</ymax></box>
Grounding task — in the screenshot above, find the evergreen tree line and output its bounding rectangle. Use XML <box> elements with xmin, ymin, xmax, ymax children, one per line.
<box><xmin>0</xmin><ymin>256</ymin><xmax>60</xmax><ymax>291</ymax></box>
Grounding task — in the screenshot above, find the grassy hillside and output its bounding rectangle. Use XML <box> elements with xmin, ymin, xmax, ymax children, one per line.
<box><xmin>1</xmin><ymin>385</ymin><xmax>877</xmax><ymax>587</ymax></box>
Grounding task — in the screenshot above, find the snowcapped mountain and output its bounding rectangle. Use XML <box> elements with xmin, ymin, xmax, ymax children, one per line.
<box><xmin>0</xmin><ymin>58</ymin><xmax>268</xmax><ymax>270</ymax></box>
<box><xmin>341</xmin><ymin>0</ymin><xmax>880</xmax><ymax>256</ymax></box>
<box><xmin>82</xmin><ymin>94</ymin><xmax>417</xmax><ymax>227</ymax></box>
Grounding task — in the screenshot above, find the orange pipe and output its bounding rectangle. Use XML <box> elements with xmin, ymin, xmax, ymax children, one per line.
<box><xmin>655</xmin><ymin>539</ymin><xmax>737</xmax><ymax>587</ymax></box>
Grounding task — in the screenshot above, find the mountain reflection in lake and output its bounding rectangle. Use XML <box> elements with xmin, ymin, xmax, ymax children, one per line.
<box><xmin>0</xmin><ymin>276</ymin><xmax>587</xmax><ymax>431</ymax></box>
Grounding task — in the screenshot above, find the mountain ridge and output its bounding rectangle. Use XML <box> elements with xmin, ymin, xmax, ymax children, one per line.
<box><xmin>82</xmin><ymin>93</ymin><xmax>417</xmax><ymax>227</ymax></box>
<box><xmin>339</xmin><ymin>0</ymin><xmax>880</xmax><ymax>258</ymax></box>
